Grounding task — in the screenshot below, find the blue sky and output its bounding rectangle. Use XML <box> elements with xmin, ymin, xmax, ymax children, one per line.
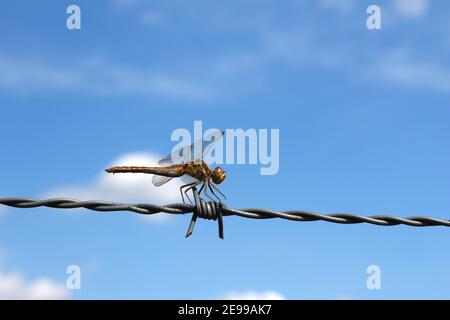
<box><xmin>1</xmin><ymin>0</ymin><xmax>450</xmax><ymax>299</ymax></box>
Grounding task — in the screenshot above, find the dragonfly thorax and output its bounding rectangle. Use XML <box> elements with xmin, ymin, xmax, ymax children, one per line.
<box><xmin>183</xmin><ymin>161</ymin><xmax>226</xmax><ymax>185</ymax></box>
<box><xmin>183</xmin><ymin>161</ymin><xmax>211</xmax><ymax>182</ymax></box>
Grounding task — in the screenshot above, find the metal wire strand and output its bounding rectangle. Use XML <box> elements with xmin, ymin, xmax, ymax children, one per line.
<box><xmin>1</xmin><ymin>197</ymin><xmax>450</xmax><ymax>227</ymax></box>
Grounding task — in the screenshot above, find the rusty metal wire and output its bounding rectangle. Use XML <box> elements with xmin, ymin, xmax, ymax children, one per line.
<box><xmin>1</xmin><ymin>196</ymin><xmax>449</xmax><ymax>228</ymax></box>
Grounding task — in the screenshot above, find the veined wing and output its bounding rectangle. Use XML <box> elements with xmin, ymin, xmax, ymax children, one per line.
<box><xmin>148</xmin><ymin>165</ymin><xmax>185</xmax><ymax>187</ymax></box>
<box><xmin>158</xmin><ymin>129</ymin><xmax>224</xmax><ymax>165</ymax></box>
<box><xmin>152</xmin><ymin>168</ymin><xmax>199</xmax><ymax>187</ymax></box>
<box><xmin>152</xmin><ymin>175</ymin><xmax>173</xmax><ymax>187</ymax></box>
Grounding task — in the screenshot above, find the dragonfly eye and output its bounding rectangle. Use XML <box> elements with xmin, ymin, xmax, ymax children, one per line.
<box><xmin>212</xmin><ymin>166</ymin><xmax>226</xmax><ymax>184</ymax></box>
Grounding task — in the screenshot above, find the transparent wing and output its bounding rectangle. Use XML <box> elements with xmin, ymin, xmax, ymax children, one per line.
<box><xmin>158</xmin><ymin>130</ymin><xmax>224</xmax><ymax>165</ymax></box>
<box><xmin>152</xmin><ymin>174</ymin><xmax>198</xmax><ymax>187</ymax></box>
<box><xmin>152</xmin><ymin>175</ymin><xmax>174</xmax><ymax>187</ymax></box>
<box><xmin>158</xmin><ymin>153</ymin><xmax>176</xmax><ymax>166</ymax></box>
<box><xmin>197</xmin><ymin>130</ymin><xmax>224</xmax><ymax>162</ymax></box>
<box><xmin>180</xmin><ymin>174</ymin><xmax>198</xmax><ymax>184</ymax></box>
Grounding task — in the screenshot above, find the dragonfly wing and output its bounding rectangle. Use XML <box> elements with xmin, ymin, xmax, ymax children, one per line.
<box><xmin>158</xmin><ymin>145</ymin><xmax>189</xmax><ymax>166</ymax></box>
<box><xmin>158</xmin><ymin>154</ymin><xmax>174</xmax><ymax>166</ymax></box>
<box><xmin>187</xmin><ymin>129</ymin><xmax>224</xmax><ymax>163</ymax></box>
<box><xmin>180</xmin><ymin>174</ymin><xmax>198</xmax><ymax>184</ymax></box>
<box><xmin>158</xmin><ymin>130</ymin><xmax>224</xmax><ymax>165</ymax></box>
<box><xmin>152</xmin><ymin>175</ymin><xmax>174</xmax><ymax>187</ymax></box>
<box><xmin>199</xmin><ymin>130</ymin><xmax>224</xmax><ymax>161</ymax></box>
<box><xmin>152</xmin><ymin>174</ymin><xmax>197</xmax><ymax>187</ymax></box>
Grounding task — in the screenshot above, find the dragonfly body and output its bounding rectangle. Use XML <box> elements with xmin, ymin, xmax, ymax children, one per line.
<box><xmin>105</xmin><ymin>130</ymin><xmax>227</xmax><ymax>204</ymax></box>
<box><xmin>106</xmin><ymin>160</ymin><xmax>213</xmax><ymax>182</ymax></box>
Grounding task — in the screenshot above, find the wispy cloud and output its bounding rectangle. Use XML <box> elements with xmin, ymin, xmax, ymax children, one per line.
<box><xmin>222</xmin><ymin>290</ymin><xmax>285</xmax><ymax>300</ymax></box>
<box><xmin>0</xmin><ymin>54</ymin><xmax>211</xmax><ymax>100</ymax></box>
<box><xmin>139</xmin><ymin>11</ymin><xmax>167</xmax><ymax>26</ymax></box>
<box><xmin>1</xmin><ymin>0</ymin><xmax>444</xmax><ymax>102</ymax></box>
<box><xmin>319</xmin><ymin>0</ymin><xmax>356</xmax><ymax>14</ymax></box>
<box><xmin>110</xmin><ymin>0</ymin><xmax>141</xmax><ymax>8</ymax></box>
<box><xmin>375</xmin><ymin>50</ymin><xmax>450</xmax><ymax>92</ymax></box>
<box><xmin>393</xmin><ymin>0</ymin><xmax>429</xmax><ymax>18</ymax></box>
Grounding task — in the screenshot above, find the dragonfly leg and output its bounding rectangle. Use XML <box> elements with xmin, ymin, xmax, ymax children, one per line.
<box><xmin>185</xmin><ymin>185</ymin><xmax>201</xmax><ymax>238</ymax></box>
<box><xmin>184</xmin><ymin>181</ymin><xmax>201</xmax><ymax>205</ymax></box>
<box><xmin>207</xmin><ymin>182</ymin><xmax>221</xmax><ymax>202</ymax></box>
<box><xmin>180</xmin><ymin>183</ymin><xmax>189</xmax><ymax>203</ymax></box>
<box><xmin>179</xmin><ymin>185</ymin><xmax>186</xmax><ymax>203</ymax></box>
<box><xmin>180</xmin><ymin>182</ymin><xmax>198</xmax><ymax>204</ymax></box>
<box><xmin>209</xmin><ymin>181</ymin><xmax>227</xmax><ymax>200</ymax></box>
<box><xmin>198</xmin><ymin>182</ymin><xmax>206</xmax><ymax>195</ymax></box>
<box><xmin>203</xmin><ymin>182</ymin><xmax>215</xmax><ymax>202</ymax></box>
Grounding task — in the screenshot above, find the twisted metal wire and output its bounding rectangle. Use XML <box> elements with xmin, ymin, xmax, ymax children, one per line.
<box><xmin>1</xmin><ymin>197</ymin><xmax>450</xmax><ymax>227</ymax></box>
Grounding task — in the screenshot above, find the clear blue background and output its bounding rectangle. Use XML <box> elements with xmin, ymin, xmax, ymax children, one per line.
<box><xmin>0</xmin><ymin>0</ymin><xmax>450</xmax><ymax>299</ymax></box>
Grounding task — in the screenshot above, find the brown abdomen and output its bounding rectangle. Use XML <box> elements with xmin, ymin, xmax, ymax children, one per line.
<box><xmin>105</xmin><ymin>165</ymin><xmax>185</xmax><ymax>177</ymax></box>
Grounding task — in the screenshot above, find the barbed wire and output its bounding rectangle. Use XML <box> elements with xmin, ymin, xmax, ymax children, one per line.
<box><xmin>1</xmin><ymin>196</ymin><xmax>449</xmax><ymax>228</ymax></box>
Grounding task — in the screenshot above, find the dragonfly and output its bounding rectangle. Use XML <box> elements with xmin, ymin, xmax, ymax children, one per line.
<box><xmin>105</xmin><ymin>130</ymin><xmax>227</xmax><ymax>204</ymax></box>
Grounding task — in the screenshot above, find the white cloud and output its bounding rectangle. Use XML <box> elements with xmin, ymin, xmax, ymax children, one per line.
<box><xmin>0</xmin><ymin>273</ymin><xmax>69</xmax><ymax>300</ymax></box>
<box><xmin>222</xmin><ymin>290</ymin><xmax>286</xmax><ymax>300</ymax></box>
<box><xmin>393</xmin><ymin>0</ymin><xmax>428</xmax><ymax>18</ymax></box>
<box><xmin>0</xmin><ymin>255</ymin><xmax>69</xmax><ymax>300</ymax></box>
<box><xmin>46</xmin><ymin>152</ymin><xmax>183</xmax><ymax>222</ymax></box>
<box><xmin>0</xmin><ymin>54</ymin><xmax>210</xmax><ymax>100</ymax></box>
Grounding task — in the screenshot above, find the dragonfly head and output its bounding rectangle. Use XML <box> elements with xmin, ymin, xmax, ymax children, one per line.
<box><xmin>211</xmin><ymin>166</ymin><xmax>226</xmax><ymax>184</ymax></box>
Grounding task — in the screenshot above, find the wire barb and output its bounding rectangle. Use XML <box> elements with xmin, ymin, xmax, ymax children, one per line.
<box><xmin>184</xmin><ymin>187</ymin><xmax>224</xmax><ymax>239</ymax></box>
<box><xmin>1</xmin><ymin>197</ymin><xmax>450</xmax><ymax>235</ymax></box>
